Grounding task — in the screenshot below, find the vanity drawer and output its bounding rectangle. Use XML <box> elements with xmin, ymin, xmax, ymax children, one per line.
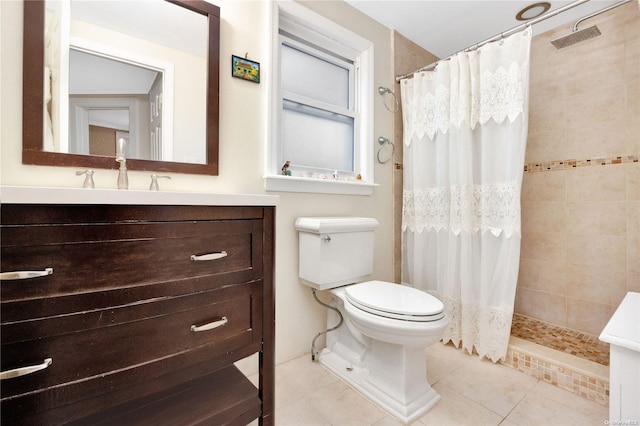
<box><xmin>0</xmin><ymin>219</ymin><xmax>264</xmax><ymax>301</ymax></box>
<box><xmin>1</xmin><ymin>280</ymin><xmax>262</xmax><ymax>417</ymax></box>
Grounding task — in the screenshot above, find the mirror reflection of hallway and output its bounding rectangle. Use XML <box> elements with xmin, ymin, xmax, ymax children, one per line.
<box><xmin>67</xmin><ymin>49</ymin><xmax>160</xmax><ymax>160</ymax></box>
<box><xmin>42</xmin><ymin>0</ymin><xmax>208</xmax><ymax>164</ymax></box>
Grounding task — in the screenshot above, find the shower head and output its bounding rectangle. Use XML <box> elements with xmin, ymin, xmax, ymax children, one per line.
<box><xmin>551</xmin><ymin>25</ymin><xmax>601</xmax><ymax>49</ymax></box>
<box><xmin>551</xmin><ymin>0</ymin><xmax>630</xmax><ymax>49</ymax></box>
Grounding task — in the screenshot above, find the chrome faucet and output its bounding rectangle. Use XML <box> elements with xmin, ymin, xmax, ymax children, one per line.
<box><xmin>116</xmin><ymin>138</ymin><xmax>128</xmax><ymax>190</ymax></box>
<box><xmin>75</xmin><ymin>169</ymin><xmax>95</xmax><ymax>188</ymax></box>
<box><xmin>149</xmin><ymin>174</ymin><xmax>171</xmax><ymax>191</ymax></box>
<box><xmin>117</xmin><ymin>159</ymin><xmax>129</xmax><ymax>190</ymax></box>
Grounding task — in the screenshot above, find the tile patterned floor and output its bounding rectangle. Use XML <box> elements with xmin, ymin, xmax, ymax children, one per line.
<box><xmin>510</xmin><ymin>314</ymin><xmax>610</xmax><ymax>366</ymax></box>
<box><xmin>249</xmin><ymin>342</ymin><xmax>609</xmax><ymax>425</ymax></box>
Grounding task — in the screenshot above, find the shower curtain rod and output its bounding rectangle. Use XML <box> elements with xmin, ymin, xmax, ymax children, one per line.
<box><xmin>395</xmin><ymin>0</ymin><xmax>627</xmax><ymax>82</ymax></box>
<box><xmin>394</xmin><ymin>0</ymin><xmax>590</xmax><ymax>81</ymax></box>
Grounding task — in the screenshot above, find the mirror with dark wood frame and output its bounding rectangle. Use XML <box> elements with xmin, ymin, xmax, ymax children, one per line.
<box><xmin>22</xmin><ymin>0</ymin><xmax>220</xmax><ymax>175</ymax></box>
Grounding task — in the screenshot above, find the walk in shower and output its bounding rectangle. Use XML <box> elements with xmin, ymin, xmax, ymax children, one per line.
<box><xmin>393</xmin><ymin>0</ymin><xmax>639</xmax><ymax>405</ymax></box>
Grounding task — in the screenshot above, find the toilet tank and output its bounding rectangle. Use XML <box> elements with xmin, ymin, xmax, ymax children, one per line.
<box><xmin>295</xmin><ymin>217</ymin><xmax>379</xmax><ymax>290</ymax></box>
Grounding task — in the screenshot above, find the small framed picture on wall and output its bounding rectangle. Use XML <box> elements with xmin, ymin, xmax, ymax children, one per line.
<box><xmin>232</xmin><ymin>55</ymin><xmax>260</xmax><ymax>83</ymax></box>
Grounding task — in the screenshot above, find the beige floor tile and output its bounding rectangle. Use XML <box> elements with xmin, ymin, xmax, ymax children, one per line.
<box><xmin>312</xmin><ymin>380</ymin><xmax>389</xmax><ymax>425</ymax></box>
<box><xmin>437</xmin><ymin>356</ymin><xmax>538</xmax><ymax>417</ymax></box>
<box><xmin>274</xmin><ymin>373</ymin><xmax>317</xmax><ymax>409</ymax></box>
<box><xmin>372</xmin><ymin>416</ymin><xmax>404</xmax><ymax>426</ymax></box>
<box><xmin>274</xmin><ymin>394</ymin><xmax>338</xmax><ymax>425</ymax></box>
<box><xmin>277</xmin><ymin>353</ymin><xmax>340</xmax><ymax>389</ymax></box>
<box><xmin>266</xmin><ymin>348</ymin><xmax>609</xmax><ymax>425</ymax></box>
<box><xmin>426</xmin><ymin>341</ymin><xmax>473</xmax><ymax>385</ymax></box>
<box><xmin>505</xmin><ymin>381</ymin><xmax>608</xmax><ymax>426</ymax></box>
<box><xmin>416</xmin><ymin>381</ymin><xmax>504</xmax><ymax>426</ymax></box>
<box><xmin>268</xmin><ymin>355</ymin><xmax>389</xmax><ymax>425</ymax></box>
<box><xmin>274</xmin><ymin>356</ymin><xmax>339</xmax><ymax>409</ymax></box>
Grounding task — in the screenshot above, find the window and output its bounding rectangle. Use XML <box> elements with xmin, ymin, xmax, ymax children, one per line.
<box><xmin>265</xmin><ymin>2</ymin><xmax>376</xmax><ymax>195</ymax></box>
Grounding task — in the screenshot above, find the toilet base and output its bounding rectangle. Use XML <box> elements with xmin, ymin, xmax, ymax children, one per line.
<box><xmin>319</xmin><ymin>345</ymin><xmax>441</xmax><ymax>424</ymax></box>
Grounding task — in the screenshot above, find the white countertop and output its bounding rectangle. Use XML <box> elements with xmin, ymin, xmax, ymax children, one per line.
<box><xmin>599</xmin><ymin>292</ymin><xmax>640</xmax><ymax>352</ymax></box>
<box><xmin>0</xmin><ymin>186</ymin><xmax>279</xmax><ymax>207</ymax></box>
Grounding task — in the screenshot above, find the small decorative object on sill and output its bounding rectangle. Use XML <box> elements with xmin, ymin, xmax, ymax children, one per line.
<box><xmin>281</xmin><ymin>161</ymin><xmax>291</xmax><ymax>176</ymax></box>
<box><xmin>332</xmin><ymin>170</ymin><xmax>339</xmax><ymax>180</ymax></box>
<box><xmin>357</xmin><ymin>173</ymin><xmax>362</xmax><ymax>180</ymax></box>
<box><xmin>232</xmin><ymin>54</ymin><xmax>260</xmax><ymax>83</ymax></box>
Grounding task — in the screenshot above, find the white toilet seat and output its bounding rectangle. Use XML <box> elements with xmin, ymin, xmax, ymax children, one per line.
<box><xmin>345</xmin><ymin>280</ymin><xmax>445</xmax><ymax>322</ymax></box>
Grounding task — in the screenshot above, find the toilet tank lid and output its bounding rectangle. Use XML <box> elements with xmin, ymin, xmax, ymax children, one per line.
<box><xmin>295</xmin><ymin>217</ymin><xmax>379</xmax><ymax>234</ymax></box>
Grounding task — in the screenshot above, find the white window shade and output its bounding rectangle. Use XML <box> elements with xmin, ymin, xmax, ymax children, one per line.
<box><xmin>282</xmin><ymin>100</ymin><xmax>354</xmax><ymax>171</ymax></box>
<box><xmin>281</xmin><ymin>43</ymin><xmax>350</xmax><ymax>109</ymax></box>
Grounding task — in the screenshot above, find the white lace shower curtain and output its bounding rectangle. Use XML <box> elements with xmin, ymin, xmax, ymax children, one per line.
<box><xmin>400</xmin><ymin>29</ymin><xmax>531</xmax><ymax>362</ymax></box>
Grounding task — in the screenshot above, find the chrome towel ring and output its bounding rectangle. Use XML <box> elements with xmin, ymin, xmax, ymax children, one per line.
<box><xmin>377</xmin><ymin>136</ymin><xmax>395</xmax><ymax>164</ymax></box>
<box><xmin>378</xmin><ymin>86</ymin><xmax>399</xmax><ymax>113</ymax></box>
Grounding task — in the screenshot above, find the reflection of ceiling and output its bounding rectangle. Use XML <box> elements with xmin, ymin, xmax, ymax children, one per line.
<box><xmin>67</xmin><ymin>0</ymin><xmax>209</xmax><ymax>57</ymax></box>
<box><xmin>345</xmin><ymin>0</ymin><xmax>624</xmax><ymax>59</ymax></box>
<box><xmin>88</xmin><ymin>109</ymin><xmax>130</xmax><ymax>131</ymax></box>
<box><xmin>69</xmin><ymin>49</ymin><xmax>159</xmax><ymax>94</ymax></box>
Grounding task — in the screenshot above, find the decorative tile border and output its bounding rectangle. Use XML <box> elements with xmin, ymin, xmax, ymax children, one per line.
<box><xmin>510</xmin><ymin>314</ymin><xmax>609</xmax><ymax>366</ymax></box>
<box><xmin>503</xmin><ymin>346</ymin><xmax>609</xmax><ymax>406</ymax></box>
<box><xmin>524</xmin><ymin>154</ymin><xmax>639</xmax><ymax>173</ymax></box>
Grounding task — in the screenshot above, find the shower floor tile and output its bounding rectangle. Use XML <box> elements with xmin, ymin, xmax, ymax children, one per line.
<box><xmin>510</xmin><ymin>314</ymin><xmax>610</xmax><ymax>366</ymax></box>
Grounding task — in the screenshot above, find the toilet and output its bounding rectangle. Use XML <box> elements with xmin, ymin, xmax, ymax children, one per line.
<box><xmin>295</xmin><ymin>217</ymin><xmax>449</xmax><ymax>424</ymax></box>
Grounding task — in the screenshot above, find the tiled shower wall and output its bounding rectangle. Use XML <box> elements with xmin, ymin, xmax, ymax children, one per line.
<box><xmin>516</xmin><ymin>2</ymin><xmax>639</xmax><ymax>336</ymax></box>
<box><xmin>392</xmin><ymin>3</ymin><xmax>640</xmax><ymax>334</ymax></box>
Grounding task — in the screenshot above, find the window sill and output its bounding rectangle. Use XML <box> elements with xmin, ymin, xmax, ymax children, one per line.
<box><xmin>264</xmin><ymin>175</ymin><xmax>377</xmax><ymax>196</ymax></box>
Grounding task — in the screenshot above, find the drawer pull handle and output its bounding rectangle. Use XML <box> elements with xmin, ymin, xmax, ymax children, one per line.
<box><xmin>190</xmin><ymin>251</ymin><xmax>227</xmax><ymax>262</ymax></box>
<box><xmin>0</xmin><ymin>358</ymin><xmax>52</xmax><ymax>380</ymax></box>
<box><xmin>0</xmin><ymin>268</ymin><xmax>53</xmax><ymax>281</ymax></box>
<box><xmin>191</xmin><ymin>316</ymin><xmax>228</xmax><ymax>332</ymax></box>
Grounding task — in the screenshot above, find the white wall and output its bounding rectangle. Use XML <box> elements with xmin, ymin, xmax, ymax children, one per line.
<box><xmin>0</xmin><ymin>0</ymin><xmax>395</xmax><ymax>369</ymax></box>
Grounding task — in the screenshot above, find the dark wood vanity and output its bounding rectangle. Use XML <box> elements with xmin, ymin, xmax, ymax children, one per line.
<box><xmin>0</xmin><ymin>194</ymin><xmax>275</xmax><ymax>425</ymax></box>
<box><xmin>9</xmin><ymin>0</ymin><xmax>274</xmax><ymax>420</ymax></box>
